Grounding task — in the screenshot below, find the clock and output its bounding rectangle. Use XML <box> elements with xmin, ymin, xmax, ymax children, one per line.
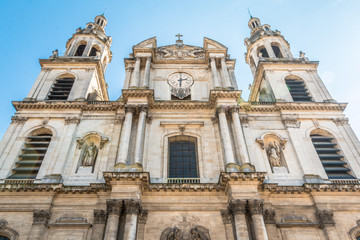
<box><xmin>168</xmin><ymin>73</ymin><xmax>194</xmax><ymax>89</ymax></box>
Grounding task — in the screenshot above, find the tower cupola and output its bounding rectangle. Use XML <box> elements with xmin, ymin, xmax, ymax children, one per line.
<box><xmin>94</xmin><ymin>14</ymin><xmax>107</xmax><ymax>30</ymax></box>
<box><xmin>244</xmin><ymin>17</ymin><xmax>293</xmax><ymax>76</ymax></box>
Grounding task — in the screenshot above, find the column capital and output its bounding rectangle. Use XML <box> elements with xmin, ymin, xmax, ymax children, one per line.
<box><xmin>229</xmin><ymin>199</ymin><xmax>247</xmax><ymax>215</ymax></box>
<box><xmin>315</xmin><ymin>209</ymin><xmax>335</xmax><ymax>228</ymax></box>
<box><xmin>221</xmin><ymin>209</ymin><xmax>233</xmax><ymax>224</ymax></box>
<box><xmin>139</xmin><ymin>105</ymin><xmax>148</xmax><ymax>113</ymax></box>
<box><xmin>138</xmin><ymin>209</ymin><xmax>148</xmax><ymax>224</ymax></box>
<box><xmin>124</xmin><ymin>199</ymin><xmax>141</xmax><ymax>215</ymax></box>
<box><xmin>93</xmin><ymin>209</ymin><xmax>107</xmax><ymax>224</ymax></box>
<box><xmin>146</xmin><ymin>56</ymin><xmax>152</xmax><ymax>62</ymax></box>
<box><xmin>135</xmin><ymin>56</ymin><xmax>141</xmax><ymax>61</ymax></box>
<box><xmin>33</xmin><ymin>210</ymin><xmax>51</xmax><ymax>225</ymax></box>
<box><xmin>11</xmin><ymin>116</ymin><xmax>28</xmax><ymax>124</ymax></box>
<box><xmin>125</xmin><ymin>104</ymin><xmax>136</xmax><ymax>114</ymax></box>
<box><xmin>220</xmin><ymin>57</ymin><xmax>226</xmax><ymax>62</ymax></box>
<box><xmin>217</xmin><ymin>105</ymin><xmax>229</xmax><ymax>114</ymax></box>
<box><xmin>229</xmin><ymin>105</ymin><xmax>240</xmax><ymax>114</ymax></box>
<box><xmin>106</xmin><ymin>199</ymin><xmax>123</xmax><ymax>216</ymax></box>
<box><xmin>263</xmin><ymin>209</ymin><xmax>276</xmax><ymax>224</ymax></box>
<box><xmin>248</xmin><ymin>199</ymin><xmax>264</xmax><ymax>215</ymax></box>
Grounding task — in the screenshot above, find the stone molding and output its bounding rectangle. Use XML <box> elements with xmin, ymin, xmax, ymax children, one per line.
<box><xmin>263</xmin><ymin>209</ymin><xmax>276</xmax><ymax>224</ymax></box>
<box><xmin>93</xmin><ymin>210</ymin><xmax>107</xmax><ymax>224</ymax></box>
<box><xmin>49</xmin><ymin>217</ymin><xmax>92</xmax><ymax>228</ymax></box>
<box><xmin>282</xmin><ymin>117</ymin><xmax>301</xmax><ymax>129</ymax></box>
<box><xmin>124</xmin><ymin>199</ymin><xmax>141</xmax><ymax>214</ymax></box>
<box><xmin>315</xmin><ymin>209</ymin><xmax>335</xmax><ymax>228</ymax></box>
<box><xmin>333</xmin><ymin>117</ymin><xmax>349</xmax><ymax>126</ymax></box>
<box><xmin>220</xmin><ymin>209</ymin><xmax>232</xmax><ymax>224</ymax></box>
<box><xmin>33</xmin><ymin>210</ymin><xmax>51</xmax><ymax>225</ymax></box>
<box><xmin>106</xmin><ymin>199</ymin><xmax>123</xmax><ymax>216</ymax></box>
<box><xmin>240</xmin><ymin>102</ymin><xmax>346</xmax><ymax>112</ymax></box>
<box><xmin>125</xmin><ymin>104</ymin><xmax>137</xmax><ymax>113</ymax></box>
<box><xmin>64</xmin><ymin>116</ymin><xmax>81</xmax><ymax>125</ymax></box>
<box><xmin>11</xmin><ymin>116</ymin><xmax>28</xmax><ymax>124</ymax></box>
<box><xmin>248</xmin><ymin>199</ymin><xmax>264</xmax><ymax>215</ymax></box>
<box><xmin>114</xmin><ymin>115</ymin><xmax>125</xmax><ymax>124</ymax></box>
<box><xmin>219</xmin><ymin>172</ymin><xmax>267</xmax><ymax>184</ymax></box>
<box><xmin>229</xmin><ymin>199</ymin><xmax>247</xmax><ymax>215</ymax></box>
<box><xmin>103</xmin><ymin>172</ymin><xmax>150</xmax><ymax>184</ymax></box>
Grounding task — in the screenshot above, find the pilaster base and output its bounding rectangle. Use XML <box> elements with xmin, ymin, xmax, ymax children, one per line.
<box><xmin>240</xmin><ymin>163</ymin><xmax>256</xmax><ymax>172</ymax></box>
<box><xmin>114</xmin><ymin>163</ymin><xmax>143</xmax><ymax>172</ymax></box>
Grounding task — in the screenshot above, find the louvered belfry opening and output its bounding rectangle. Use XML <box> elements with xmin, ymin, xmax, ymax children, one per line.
<box><xmin>285</xmin><ymin>79</ymin><xmax>312</xmax><ymax>102</ymax></box>
<box><xmin>47</xmin><ymin>77</ymin><xmax>74</xmax><ymax>100</ymax></box>
<box><xmin>311</xmin><ymin>134</ymin><xmax>354</xmax><ymax>179</ymax></box>
<box><xmin>8</xmin><ymin>133</ymin><xmax>52</xmax><ymax>179</ymax></box>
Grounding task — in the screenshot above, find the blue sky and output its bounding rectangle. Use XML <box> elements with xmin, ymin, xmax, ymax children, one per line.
<box><xmin>0</xmin><ymin>0</ymin><xmax>360</xmax><ymax>138</ymax></box>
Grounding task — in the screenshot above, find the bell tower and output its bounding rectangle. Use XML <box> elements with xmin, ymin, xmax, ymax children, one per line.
<box><xmin>24</xmin><ymin>15</ymin><xmax>112</xmax><ymax>102</ymax></box>
<box><xmin>245</xmin><ymin>17</ymin><xmax>334</xmax><ymax>103</ymax></box>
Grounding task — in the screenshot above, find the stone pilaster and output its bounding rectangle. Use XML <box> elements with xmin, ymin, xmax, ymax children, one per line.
<box><xmin>123</xmin><ymin>199</ymin><xmax>141</xmax><ymax>240</ymax></box>
<box><xmin>217</xmin><ymin>106</ymin><xmax>237</xmax><ymax>171</ymax></box>
<box><xmin>27</xmin><ymin>210</ymin><xmax>51</xmax><ymax>240</ymax></box>
<box><xmin>263</xmin><ymin>209</ymin><xmax>279</xmax><ymax>240</ymax></box>
<box><xmin>210</xmin><ymin>57</ymin><xmax>221</xmax><ymax>88</ymax></box>
<box><xmin>221</xmin><ymin>209</ymin><xmax>235</xmax><ymax>240</ymax></box>
<box><xmin>220</xmin><ymin>57</ymin><xmax>232</xmax><ymax>89</ymax></box>
<box><xmin>248</xmin><ymin>200</ymin><xmax>268</xmax><ymax>240</ymax></box>
<box><xmin>115</xmin><ymin>105</ymin><xmax>135</xmax><ymax>169</ymax></box>
<box><xmin>142</xmin><ymin>57</ymin><xmax>151</xmax><ymax>88</ymax></box>
<box><xmin>104</xmin><ymin>200</ymin><xmax>123</xmax><ymax>240</ymax></box>
<box><xmin>230</xmin><ymin>107</ymin><xmax>252</xmax><ymax>169</ymax></box>
<box><xmin>130</xmin><ymin>57</ymin><xmax>141</xmax><ymax>88</ymax></box>
<box><xmin>134</xmin><ymin>105</ymin><xmax>148</xmax><ymax>168</ymax></box>
<box><xmin>137</xmin><ymin>209</ymin><xmax>148</xmax><ymax>240</ymax></box>
<box><xmin>315</xmin><ymin>209</ymin><xmax>340</xmax><ymax>240</ymax></box>
<box><xmin>229</xmin><ymin>200</ymin><xmax>250</xmax><ymax>240</ymax></box>
<box><xmin>90</xmin><ymin>210</ymin><xmax>107</xmax><ymax>240</ymax></box>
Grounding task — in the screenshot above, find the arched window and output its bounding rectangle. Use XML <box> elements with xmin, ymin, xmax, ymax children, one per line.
<box><xmin>74</xmin><ymin>44</ymin><xmax>86</xmax><ymax>56</ymax></box>
<box><xmin>8</xmin><ymin>129</ymin><xmax>52</xmax><ymax>179</ymax></box>
<box><xmin>0</xmin><ymin>236</ymin><xmax>10</xmax><ymax>240</ymax></box>
<box><xmin>271</xmin><ymin>44</ymin><xmax>283</xmax><ymax>58</ymax></box>
<box><xmin>89</xmin><ymin>46</ymin><xmax>99</xmax><ymax>57</ymax></box>
<box><xmin>258</xmin><ymin>46</ymin><xmax>269</xmax><ymax>58</ymax></box>
<box><xmin>310</xmin><ymin>130</ymin><xmax>354</xmax><ymax>179</ymax></box>
<box><xmin>47</xmin><ymin>75</ymin><xmax>75</xmax><ymax>100</ymax></box>
<box><xmin>285</xmin><ymin>77</ymin><xmax>312</xmax><ymax>102</ymax></box>
<box><xmin>168</xmin><ymin>136</ymin><xmax>198</xmax><ymax>181</ymax></box>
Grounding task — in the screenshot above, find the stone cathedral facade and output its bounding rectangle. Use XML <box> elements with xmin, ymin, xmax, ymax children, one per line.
<box><xmin>1</xmin><ymin>14</ymin><xmax>360</xmax><ymax>240</ymax></box>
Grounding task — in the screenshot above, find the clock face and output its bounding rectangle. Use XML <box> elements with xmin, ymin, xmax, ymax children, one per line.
<box><xmin>168</xmin><ymin>73</ymin><xmax>194</xmax><ymax>88</ymax></box>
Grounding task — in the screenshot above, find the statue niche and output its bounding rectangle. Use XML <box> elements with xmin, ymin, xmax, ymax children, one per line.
<box><xmin>76</xmin><ymin>133</ymin><xmax>107</xmax><ymax>173</ymax></box>
<box><xmin>256</xmin><ymin>133</ymin><xmax>288</xmax><ymax>173</ymax></box>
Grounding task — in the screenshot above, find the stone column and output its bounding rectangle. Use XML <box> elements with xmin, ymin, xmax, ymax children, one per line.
<box><xmin>142</xmin><ymin>57</ymin><xmax>151</xmax><ymax>88</ymax></box>
<box><xmin>115</xmin><ymin>105</ymin><xmax>135</xmax><ymax>168</ymax></box>
<box><xmin>90</xmin><ymin>210</ymin><xmax>107</xmax><ymax>240</ymax></box>
<box><xmin>218</xmin><ymin>107</ymin><xmax>236</xmax><ymax>166</ymax></box>
<box><xmin>130</xmin><ymin>57</ymin><xmax>141</xmax><ymax>88</ymax></box>
<box><xmin>220</xmin><ymin>57</ymin><xmax>232</xmax><ymax>89</ymax></box>
<box><xmin>104</xmin><ymin>200</ymin><xmax>123</xmax><ymax>240</ymax></box>
<box><xmin>228</xmin><ymin>67</ymin><xmax>238</xmax><ymax>89</ymax></box>
<box><xmin>230</xmin><ymin>200</ymin><xmax>250</xmax><ymax>240</ymax></box>
<box><xmin>230</xmin><ymin>107</ymin><xmax>250</xmax><ymax>165</ymax></box>
<box><xmin>316</xmin><ymin>209</ymin><xmax>340</xmax><ymax>240</ymax></box>
<box><xmin>134</xmin><ymin>106</ymin><xmax>148</xmax><ymax>167</ymax></box>
<box><xmin>221</xmin><ymin>209</ymin><xmax>235</xmax><ymax>240</ymax></box>
<box><xmin>210</xmin><ymin>57</ymin><xmax>221</xmax><ymax>88</ymax></box>
<box><xmin>124</xmin><ymin>67</ymin><xmax>133</xmax><ymax>89</ymax></box>
<box><xmin>136</xmin><ymin>209</ymin><xmax>148</xmax><ymax>240</ymax></box>
<box><xmin>27</xmin><ymin>210</ymin><xmax>51</xmax><ymax>240</ymax></box>
<box><xmin>248</xmin><ymin>200</ymin><xmax>268</xmax><ymax>240</ymax></box>
<box><xmin>123</xmin><ymin>199</ymin><xmax>141</xmax><ymax>240</ymax></box>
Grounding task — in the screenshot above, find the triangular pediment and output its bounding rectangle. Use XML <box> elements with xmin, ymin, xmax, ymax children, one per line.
<box><xmin>134</xmin><ymin>37</ymin><xmax>157</xmax><ymax>49</ymax></box>
<box><xmin>203</xmin><ymin>37</ymin><xmax>228</xmax><ymax>51</ymax></box>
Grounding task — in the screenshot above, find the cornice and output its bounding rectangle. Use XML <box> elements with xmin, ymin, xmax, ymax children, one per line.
<box><xmin>240</xmin><ymin>102</ymin><xmax>347</xmax><ymax>112</ymax></box>
<box><xmin>209</xmin><ymin>90</ymin><xmax>242</xmax><ymax>106</ymax></box>
<box><xmin>12</xmin><ymin>101</ymin><xmax>123</xmax><ymax>111</ymax></box>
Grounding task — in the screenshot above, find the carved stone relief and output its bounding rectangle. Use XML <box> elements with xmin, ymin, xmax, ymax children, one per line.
<box><xmin>156</xmin><ymin>45</ymin><xmax>205</xmax><ymax>60</ymax></box>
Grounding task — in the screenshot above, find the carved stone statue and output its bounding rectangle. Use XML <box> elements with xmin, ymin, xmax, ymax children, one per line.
<box><xmin>160</xmin><ymin>227</ymin><xmax>183</xmax><ymax>240</ymax></box>
<box><xmin>190</xmin><ymin>228</ymin><xmax>209</xmax><ymax>240</ymax></box>
<box><xmin>267</xmin><ymin>141</ymin><xmax>281</xmax><ymax>167</ymax></box>
<box><xmin>80</xmin><ymin>142</ymin><xmax>98</xmax><ymax>167</ymax></box>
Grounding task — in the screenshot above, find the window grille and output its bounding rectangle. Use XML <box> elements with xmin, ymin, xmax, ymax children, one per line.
<box><xmin>311</xmin><ymin>134</ymin><xmax>355</xmax><ymax>179</ymax></box>
<box><xmin>8</xmin><ymin>134</ymin><xmax>52</xmax><ymax>179</ymax></box>
<box><xmin>285</xmin><ymin>79</ymin><xmax>312</xmax><ymax>102</ymax></box>
<box><xmin>47</xmin><ymin>78</ymin><xmax>74</xmax><ymax>100</ymax></box>
<box><xmin>168</xmin><ymin>136</ymin><xmax>198</xmax><ymax>179</ymax></box>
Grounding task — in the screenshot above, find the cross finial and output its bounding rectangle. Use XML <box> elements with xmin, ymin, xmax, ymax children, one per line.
<box><xmin>176</xmin><ymin>33</ymin><xmax>183</xmax><ymax>41</ymax></box>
